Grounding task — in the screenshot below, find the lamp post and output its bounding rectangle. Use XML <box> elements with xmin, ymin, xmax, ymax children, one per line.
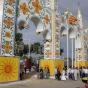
<box><xmin>28</xmin><ymin>39</ymin><xmax>30</xmax><ymax>58</ymax></box>
<box><xmin>71</xmin><ymin>38</ymin><xmax>74</xmax><ymax>69</ymax></box>
<box><xmin>64</xmin><ymin>9</ymin><xmax>70</xmax><ymax>71</ymax></box>
<box><xmin>66</xmin><ymin>20</ymin><xmax>69</xmax><ymax>72</ymax></box>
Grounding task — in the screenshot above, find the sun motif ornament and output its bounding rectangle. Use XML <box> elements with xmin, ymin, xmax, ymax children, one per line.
<box><xmin>32</xmin><ymin>0</ymin><xmax>42</xmax><ymax>13</ymax></box>
<box><xmin>7</xmin><ymin>0</ymin><xmax>15</xmax><ymax>5</ymax></box>
<box><xmin>4</xmin><ymin>18</ymin><xmax>13</xmax><ymax>28</ymax></box>
<box><xmin>20</xmin><ymin>3</ymin><xmax>29</xmax><ymax>15</ymax></box>
<box><xmin>43</xmin><ymin>15</ymin><xmax>50</xmax><ymax>24</ymax></box>
<box><xmin>2</xmin><ymin>41</ymin><xmax>12</xmax><ymax>53</ymax></box>
<box><xmin>2</xmin><ymin>44</ymin><xmax>12</xmax><ymax>53</ymax></box>
<box><xmin>0</xmin><ymin>57</ymin><xmax>19</xmax><ymax>82</ymax></box>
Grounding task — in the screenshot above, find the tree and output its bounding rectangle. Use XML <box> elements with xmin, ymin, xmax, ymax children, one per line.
<box><xmin>30</xmin><ymin>42</ymin><xmax>42</xmax><ymax>54</ymax></box>
<box><xmin>15</xmin><ymin>33</ymin><xmax>23</xmax><ymax>42</ymax></box>
<box><xmin>15</xmin><ymin>33</ymin><xmax>23</xmax><ymax>56</ymax></box>
<box><xmin>23</xmin><ymin>44</ymin><xmax>29</xmax><ymax>55</ymax></box>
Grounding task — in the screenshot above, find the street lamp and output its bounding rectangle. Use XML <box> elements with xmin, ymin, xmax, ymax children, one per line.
<box><xmin>64</xmin><ymin>9</ymin><xmax>71</xmax><ymax>71</ymax></box>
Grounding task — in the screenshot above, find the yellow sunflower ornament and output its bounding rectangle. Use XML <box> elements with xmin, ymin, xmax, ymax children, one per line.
<box><xmin>0</xmin><ymin>57</ymin><xmax>19</xmax><ymax>82</ymax></box>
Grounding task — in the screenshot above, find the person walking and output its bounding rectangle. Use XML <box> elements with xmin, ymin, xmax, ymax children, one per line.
<box><xmin>71</xmin><ymin>68</ymin><xmax>74</xmax><ymax>80</ymax></box>
<box><xmin>43</xmin><ymin>67</ymin><xmax>50</xmax><ymax>79</ymax></box>
<box><xmin>38</xmin><ymin>68</ymin><xmax>44</xmax><ymax>79</ymax></box>
<box><xmin>74</xmin><ymin>68</ymin><xmax>78</xmax><ymax>81</ymax></box>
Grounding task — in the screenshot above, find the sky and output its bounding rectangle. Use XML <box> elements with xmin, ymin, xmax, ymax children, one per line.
<box><xmin>19</xmin><ymin>0</ymin><xmax>88</xmax><ymax>58</ymax></box>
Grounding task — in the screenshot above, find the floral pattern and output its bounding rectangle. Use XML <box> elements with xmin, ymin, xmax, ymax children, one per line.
<box><xmin>7</xmin><ymin>0</ymin><xmax>15</xmax><ymax>5</ymax></box>
<box><xmin>32</xmin><ymin>0</ymin><xmax>42</xmax><ymax>13</ymax></box>
<box><xmin>7</xmin><ymin>8</ymin><xmax>13</xmax><ymax>15</ymax></box>
<box><xmin>1</xmin><ymin>0</ymin><xmax>16</xmax><ymax>56</ymax></box>
<box><xmin>5</xmin><ymin>32</ymin><xmax>11</xmax><ymax>38</ymax></box>
<box><xmin>2</xmin><ymin>44</ymin><xmax>12</xmax><ymax>53</ymax></box>
<box><xmin>4</xmin><ymin>18</ymin><xmax>13</xmax><ymax>28</ymax></box>
<box><xmin>20</xmin><ymin>3</ymin><xmax>29</xmax><ymax>15</ymax></box>
<box><xmin>43</xmin><ymin>15</ymin><xmax>50</xmax><ymax>24</ymax></box>
<box><xmin>68</xmin><ymin>16</ymin><xmax>78</xmax><ymax>25</ymax></box>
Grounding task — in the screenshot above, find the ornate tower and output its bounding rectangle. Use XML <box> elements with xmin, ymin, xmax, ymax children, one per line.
<box><xmin>50</xmin><ymin>0</ymin><xmax>60</xmax><ymax>59</ymax></box>
<box><xmin>44</xmin><ymin>0</ymin><xmax>60</xmax><ymax>59</ymax></box>
<box><xmin>77</xmin><ymin>2</ymin><xmax>83</xmax><ymax>29</ymax></box>
<box><xmin>75</xmin><ymin>1</ymin><xmax>83</xmax><ymax>62</ymax></box>
<box><xmin>75</xmin><ymin>1</ymin><xmax>88</xmax><ymax>67</ymax></box>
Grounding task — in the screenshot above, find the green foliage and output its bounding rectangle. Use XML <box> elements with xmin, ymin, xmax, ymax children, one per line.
<box><xmin>15</xmin><ymin>33</ymin><xmax>23</xmax><ymax>42</ymax></box>
<box><xmin>23</xmin><ymin>44</ymin><xmax>29</xmax><ymax>55</ymax></box>
<box><xmin>15</xmin><ymin>33</ymin><xmax>24</xmax><ymax>56</ymax></box>
<box><xmin>30</xmin><ymin>42</ymin><xmax>41</xmax><ymax>54</ymax></box>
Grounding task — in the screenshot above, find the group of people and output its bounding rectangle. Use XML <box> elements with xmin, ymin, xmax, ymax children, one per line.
<box><xmin>38</xmin><ymin>67</ymin><xmax>50</xmax><ymax>79</ymax></box>
<box><xmin>56</xmin><ymin>67</ymin><xmax>88</xmax><ymax>81</ymax></box>
<box><xmin>67</xmin><ymin>67</ymin><xmax>88</xmax><ymax>80</ymax></box>
<box><xmin>20</xmin><ymin>58</ymin><xmax>32</xmax><ymax>80</ymax></box>
<box><xmin>38</xmin><ymin>66</ymin><xmax>88</xmax><ymax>81</ymax></box>
<box><xmin>19</xmin><ymin>58</ymin><xmax>88</xmax><ymax>82</ymax></box>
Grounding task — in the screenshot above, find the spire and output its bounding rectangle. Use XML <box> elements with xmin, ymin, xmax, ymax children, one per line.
<box><xmin>77</xmin><ymin>0</ymin><xmax>83</xmax><ymax>29</ymax></box>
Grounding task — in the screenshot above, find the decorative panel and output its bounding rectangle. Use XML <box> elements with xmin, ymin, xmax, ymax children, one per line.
<box><xmin>1</xmin><ymin>0</ymin><xmax>17</xmax><ymax>56</ymax></box>
<box><xmin>0</xmin><ymin>0</ymin><xmax>4</xmax><ymax>50</ymax></box>
<box><xmin>0</xmin><ymin>56</ymin><xmax>19</xmax><ymax>83</ymax></box>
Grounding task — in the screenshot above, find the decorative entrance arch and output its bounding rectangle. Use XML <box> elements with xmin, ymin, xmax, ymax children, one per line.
<box><xmin>1</xmin><ymin>0</ymin><xmax>60</xmax><ymax>60</ymax></box>
<box><xmin>0</xmin><ymin>0</ymin><xmax>64</xmax><ymax>80</ymax></box>
<box><xmin>17</xmin><ymin>0</ymin><xmax>60</xmax><ymax>59</ymax></box>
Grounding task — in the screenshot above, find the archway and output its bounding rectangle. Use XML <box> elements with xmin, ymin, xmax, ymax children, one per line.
<box><xmin>0</xmin><ymin>0</ymin><xmax>64</xmax><ymax>79</ymax></box>
<box><xmin>17</xmin><ymin>0</ymin><xmax>52</xmax><ymax>59</ymax></box>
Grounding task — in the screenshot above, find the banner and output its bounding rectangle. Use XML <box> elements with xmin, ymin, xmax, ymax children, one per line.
<box><xmin>0</xmin><ymin>56</ymin><xmax>19</xmax><ymax>82</ymax></box>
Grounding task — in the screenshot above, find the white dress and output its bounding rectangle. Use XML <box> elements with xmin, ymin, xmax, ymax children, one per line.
<box><xmin>61</xmin><ymin>70</ymin><xmax>66</xmax><ymax>80</ymax></box>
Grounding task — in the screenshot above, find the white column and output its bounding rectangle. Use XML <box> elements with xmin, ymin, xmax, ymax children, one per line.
<box><xmin>51</xmin><ymin>0</ymin><xmax>56</xmax><ymax>60</ymax></box>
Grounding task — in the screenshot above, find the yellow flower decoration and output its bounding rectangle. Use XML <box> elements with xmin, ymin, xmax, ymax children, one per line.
<box><xmin>0</xmin><ymin>58</ymin><xmax>19</xmax><ymax>82</ymax></box>
<box><xmin>20</xmin><ymin>3</ymin><xmax>29</xmax><ymax>15</ymax></box>
<box><xmin>44</xmin><ymin>15</ymin><xmax>50</xmax><ymax>24</ymax></box>
<box><xmin>32</xmin><ymin>0</ymin><xmax>42</xmax><ymax>13</ymax></box>
<box><xmin>7</xmin><ymin>0</ymin><xmax>15</xmax><ymax>5</ymax></box>
<box><xmin>5</xmin><ymin>32</ymin><xmax>11</xmax><ymax>38</ymax></box>
<box><xmin>68</xmin><ymin>16</ymin><xmax>78</xmax><ymax>25</ymax></box>
<box><xmin>2</xmin><ymin>44</ymin><xmax>12</xmax><ymax>53</ymax></box>
<box><xmin>4</xmin><ymin>18</ymin><xmax>13</xmax><ymax>28</ymax></box>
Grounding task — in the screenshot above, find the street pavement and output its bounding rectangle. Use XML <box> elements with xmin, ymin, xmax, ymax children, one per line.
<box><xmin>0</xmin><ymin>76</ymin><xmax>84</xmax><ymax>88</ymax></box>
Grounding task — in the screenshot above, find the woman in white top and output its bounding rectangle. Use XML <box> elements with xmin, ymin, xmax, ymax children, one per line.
<box><xmin>61</xmin><ymin>69</ymin><xmax>66</xmax><ymax>80</ymax></box>
<box><xmin>74</xmin><ymin>68</ymin><xmax>78</xmax><ymax>80</ymax></box>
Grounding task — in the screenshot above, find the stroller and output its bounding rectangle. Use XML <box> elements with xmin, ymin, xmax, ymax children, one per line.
<box><xmin>82</xmin><ymin>77</ymin><xmax>88</xmax><ymax>88</ymax></box>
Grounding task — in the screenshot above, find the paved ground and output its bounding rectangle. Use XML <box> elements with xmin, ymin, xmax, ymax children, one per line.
<box><xmin>0</xmin><ymin>77</ymin><xmax>84</xmax><ymax>88</ymax></box>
